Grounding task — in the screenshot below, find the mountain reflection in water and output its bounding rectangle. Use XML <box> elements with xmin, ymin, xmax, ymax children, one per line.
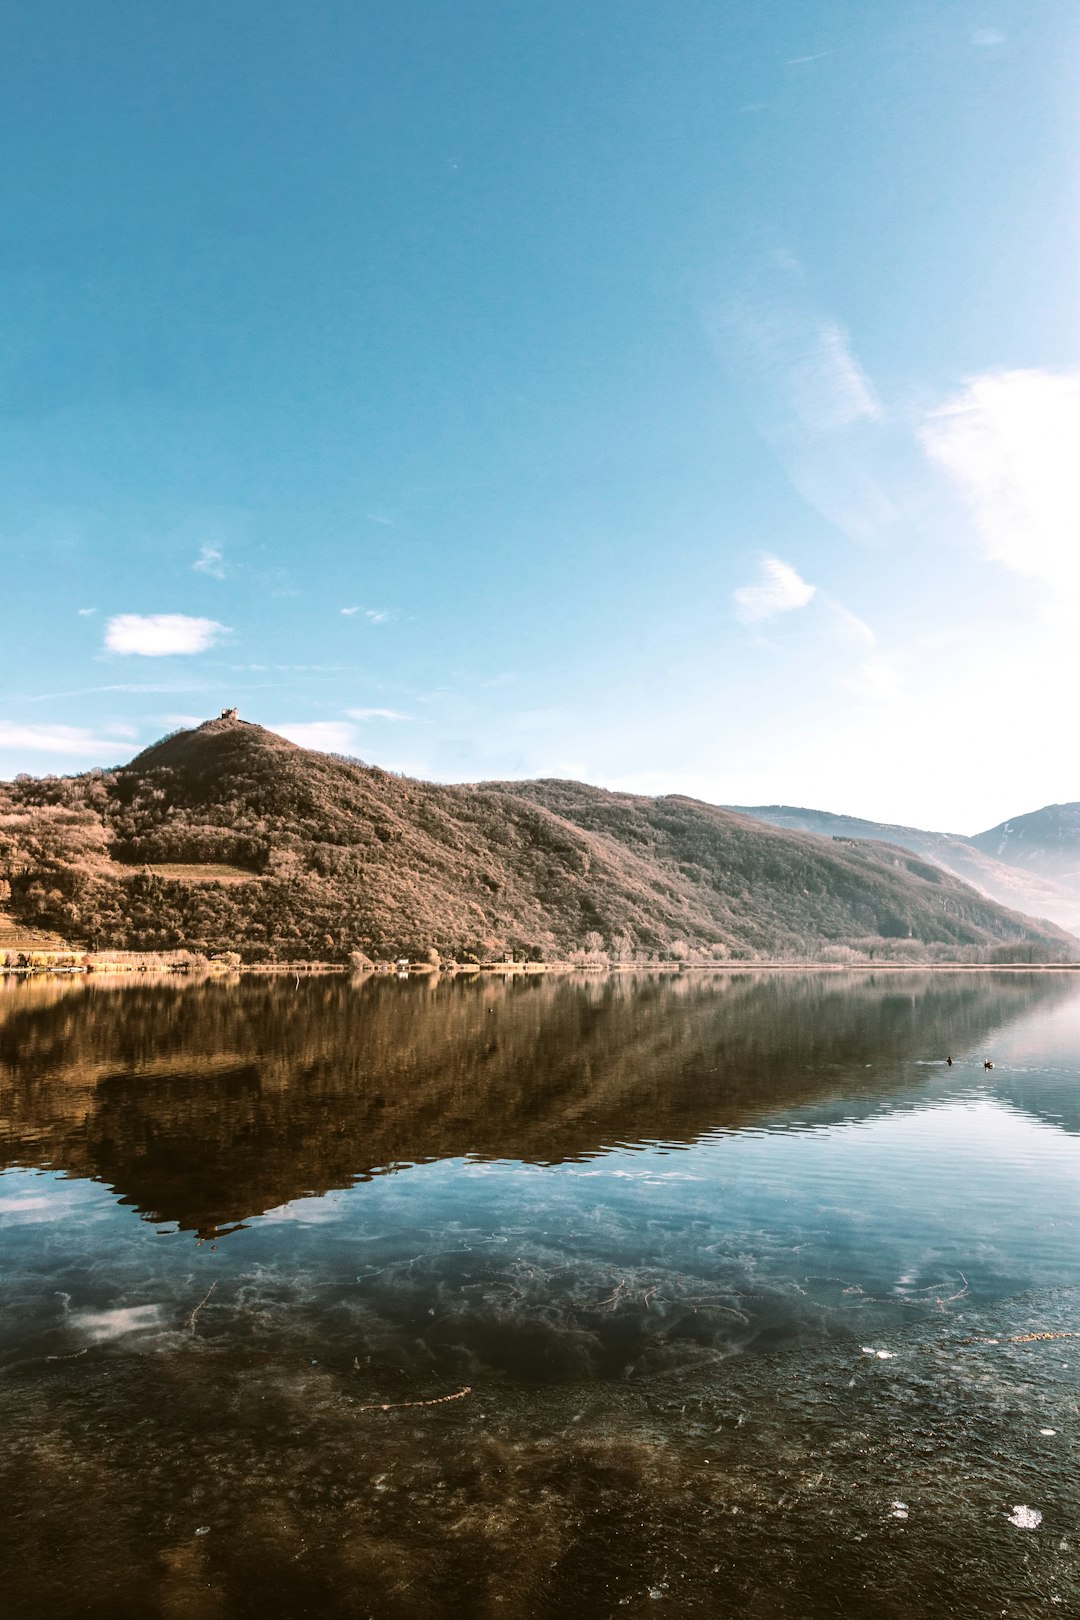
<box><xmin>2</xmin><ymin>970</ymin><xmax>1080</xmax><ymax>1620</ymax></box>
<box><xmin>2</xmin><ymin>968</ymin><xmax>1076</xmax><ymax>1235</ymax></box>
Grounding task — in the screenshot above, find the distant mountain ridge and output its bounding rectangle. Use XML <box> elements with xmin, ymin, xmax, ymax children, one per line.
<box><xmin>970</xmin><ymin>803</ymin><xmax>1080</xmax><ymax>886</ymax></box>
<box><xmin>733</xmin><ymin>804</ymin><xmax>1080</xmax><ymax>932</ymax></box>
<box><xmin>0</xmin><ymin>716</ymin><xmax>1074</xmax><ymax>963</ymax></box>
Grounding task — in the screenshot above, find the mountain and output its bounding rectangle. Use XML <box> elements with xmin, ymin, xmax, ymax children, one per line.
<box><xmin>0</xmin><ymin>715</ymin><xmax>1074</xmax><ymax>963</ymax></box>
<box><xmin>970</xmin><ymin>802</ymin><xmax>1080</xmax><ymax>886</ymax></box>
<box><xmin>733</xmin><ymin>804</ymin><xmax>1080</xmax><ymax>932</ymax></box>
<box><xmin>470</xmin><ymin>776</ymin><xmax>1075</xmax><ymax>959</ymax></box>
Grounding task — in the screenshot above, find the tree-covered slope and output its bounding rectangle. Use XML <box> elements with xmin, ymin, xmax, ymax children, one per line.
<box><xmin>0</xmin><ymin>717</ymin><xmax>1074</xmax><ymax>963</ymax></box>
<box><xmin>480</xmin><ymin>777</ymin><xmax>1076</xmax><ymax>961</ymax></box>
<box><xmin>732</xmin><ymin>803</ymin><xmax>1080</xmax><ymax>931</ymax></box>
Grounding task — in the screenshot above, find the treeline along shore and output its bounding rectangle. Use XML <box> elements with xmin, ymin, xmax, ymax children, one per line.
<box><xmin>4</xmin><ymin>950</ymin><xmax>1079</xmax><ymax>981</ymax></box>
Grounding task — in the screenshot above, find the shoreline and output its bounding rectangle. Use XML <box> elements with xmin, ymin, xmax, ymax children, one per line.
<box><xmin>4</xmin><ymin>957</ymin><xmax>1080</xmax><ymax>980</ymax></box>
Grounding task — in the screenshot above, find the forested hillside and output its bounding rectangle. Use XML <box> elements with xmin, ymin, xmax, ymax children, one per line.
<box><xmin>0</xmin><ymin>716</ymin><xmax>1073</xmax><ymax>963</ymax></box>
<box><xmin>733</xmin><ymin>804</ymin><xmax>1080</xmax><ymax>931</ymax></box>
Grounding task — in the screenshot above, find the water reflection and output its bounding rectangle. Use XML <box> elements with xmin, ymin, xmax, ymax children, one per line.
<box><xmin>2</xmin><ymin>970</ymin><xmax>1074</xmax><ymax>1236</ymax></box>
<box><xmin>2</xmin><ymin>972</ymin><xmax>1079</xmax><ymax>1619</ymax></box>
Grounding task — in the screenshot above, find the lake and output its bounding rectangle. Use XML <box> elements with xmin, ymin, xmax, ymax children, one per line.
<box><xmin>1</xmin><ymin>970</ymin><xmax>1078</xmax><ymax>1618</ymax></box>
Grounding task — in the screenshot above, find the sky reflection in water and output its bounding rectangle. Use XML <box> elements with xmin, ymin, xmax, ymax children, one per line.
<box><xmin>2</xmin><ymin>970</ymin><xmax>1079</xmax><ymax>1618</ymax></box>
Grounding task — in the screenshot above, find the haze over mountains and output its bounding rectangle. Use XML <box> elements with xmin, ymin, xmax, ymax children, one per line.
<box><xmin>970</xmin><ymin>804</ymin><xmax>1080</xmax><ymax>887</ymax></box>
<box><xmin>734</xmin><ymin>805</ymin><xmax>1080</xmax><ymax>933</ymax></box>
<box><xmin>0</xmin><ymin>715</ymin><xmax>1075</xmax><ymax>963</ymax></box>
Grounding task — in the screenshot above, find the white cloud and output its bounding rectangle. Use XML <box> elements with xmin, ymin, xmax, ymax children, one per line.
<box><xmin>77</xmin><ymin>606</ymin><xmax>96</xmax><ymax>616</ymax></box>
<box><xmin>712</xmin><ymin>281</ymin><xmax>895</xmax><ymax>545</ymax></box>
<box><xmin>28</xmin><ymin>682</ymin><xmax>214</xmax><ymax>701</ymax></box>
<box><xmin>346</xmin><ymin>708</ymin><xmax>412</xmax><ymax>721</ymax></box>
<box><xmin>822</xmin><ymin>597</ymin><xmax>876</xmax><ymax>647</ymax></box>
<box><xmin>365</xmin><ymin>609</ymin><xmax>391</xmax><ymax>624</ymax></box>
<box><xmin>274</xmin><ymin>721</ymin><xmax>358</xmax><ymax>752</ymax></box>
<box><xmin>0</xmin><ymin>723</ymin><xmax>123</xmax><ymax>758</ymax></box>
<box><xmin>721</xmin><ymin>299</ymin><xmax>881</xmax><ymax>440</ymax></box>
<box><xmin>792</xmin><ymin>322</ymin><xmax>882</xmax><ymax>433</ymax></box>
<box><xmin>105</xmin><ymin>614</ymin><xmax>230</xmax><ymax>657</ymax></box>
<box><xmin>734</xmin><ymin>556</ymin><xmax>816</xmax><ymax>624</ymax></box>
<box><xmin>837</xmin><ymin>652</ymin><xmax>906</xmax><ymax>703</ymax></box>
<box><xmin>340</xmin><ymin>606</ymin><xmax>360</xmax><ymax>616</ymax></box>
<box><xmin>193</xmin><ymin>545</ymin><xmax>227</xmax><ymax>579</ymax></box>
<box><xmin>921</xmin><ymin>367</ymin><xmax>1080</xmax><ymax>596</ymax></box>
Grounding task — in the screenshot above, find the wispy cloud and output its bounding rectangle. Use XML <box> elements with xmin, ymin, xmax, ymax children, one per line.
<box><xmin>837</xmin><ymin>651</ymin><xmax>906</xmax><ymax>703</ymax></box>
<box><xmin>193</xmin><ymin>544</ymin><xmax>227</xmax><ymax>579</ymax></box>
<box><xmin>920</xmin><ymin>367</ymin><xmax>1080</xmax><ymax>596</ymax></box>
<box><xmin>341</xmin><ymin>606</ymin><xmax>393</xmax><ymax>623</ymax></box>
<box><xmin>77</xmin><ymin>606</ymin><xmax>96</xmax><ymax>616</ymax></box>
<box><xmin>346</xmin><ymin>707</ymin><xmax>412</xmax><ymax>721</ymax></box>
<box><xmin>273</xmin><ymin>720</ymin><xmax>358</xmax><ymax>752</ymax></box>
<box><xmin>719</xmin><ymin>294</ymin><xmax>881</xmax><ymax>440</ymax></box>
<box><xmin>0</xmin><ymin>723</ymin><xmax>124</xmax><ymax>758</ymax></box>
<box><xmin>821</xmin><ymin>596</ymin><xmax>876</xmax><ymax>647</ymax></box>
<box><xmin>734</xmin><ymin>555</ymin><xmax>816</xmax><ymax>624</ymax></box>
<box><xmin>712</xmin><ymin>269</ymin><xmax>895</xmax><ymax>545</ymax></box>
<box><xmin>340</xmin><ymin>606</ymin><xmax>360</xmax><ymax>616</ymax></box>
<box><xmin>971</xmin><ymin>28</ymin><xmax>1006</xmax><ymax>47</ymax></box>
<box><xmin>105</xmin><ymin>614</ymin><xmax>230</xmax><ymax>656</ymax></box>
<box><xmin>27</xmin><ymin>682</ymin><xmax>214</xmax><ymax>702</ymax></box>
<box><xmin>788</xmin><ymin>322</ymin><xmax>882</xmax><ymax>434</ymax></box>
<box><xmin>787</xmin><ymin>50</ymin><xmax>832</xmax><ymax>66</ymax></box>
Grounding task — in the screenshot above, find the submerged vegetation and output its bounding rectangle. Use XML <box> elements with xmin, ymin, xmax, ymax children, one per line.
<box><xmin>3</xmin><ymin>972</ymin><xmax>1079</xmax><ymax>1618</ymax></box>
<box><xmin>0</xmin><ymin>716</ymin><xmax>1073</xmax><ymax>965</ymax></box>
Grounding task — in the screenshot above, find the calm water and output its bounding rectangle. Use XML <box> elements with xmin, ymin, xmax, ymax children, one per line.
<box><xmin>2</xmin><ymin>970</ymin><xmax>1079</xmax><ymax>1619</ymax></box>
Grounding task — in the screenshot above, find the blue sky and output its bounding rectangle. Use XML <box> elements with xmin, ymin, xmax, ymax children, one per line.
<box><xmin>3</xmin><ymin>0</ymin><xmax>1079</xmax><ymax>832</ymax></box>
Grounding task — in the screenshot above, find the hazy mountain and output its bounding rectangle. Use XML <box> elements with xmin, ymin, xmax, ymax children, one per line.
<box><xmin>473</xmin><ymin>775</ymin><xmax>1074</xmax><ymax>959</ymax></box>
<box><xmin>734</xmin><ymin>804</ymin><xmax>1080</xmax><ymax>932</ymax></box>
<box><xmin>0</xmin><ymin>715</ymin><xmax>1074</xmax><ymax>963</ymax></box>
<box><xmin>970</xmin><ymin>802</ymin><xmax>1080</xmax><ymax>886</ymax></box>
